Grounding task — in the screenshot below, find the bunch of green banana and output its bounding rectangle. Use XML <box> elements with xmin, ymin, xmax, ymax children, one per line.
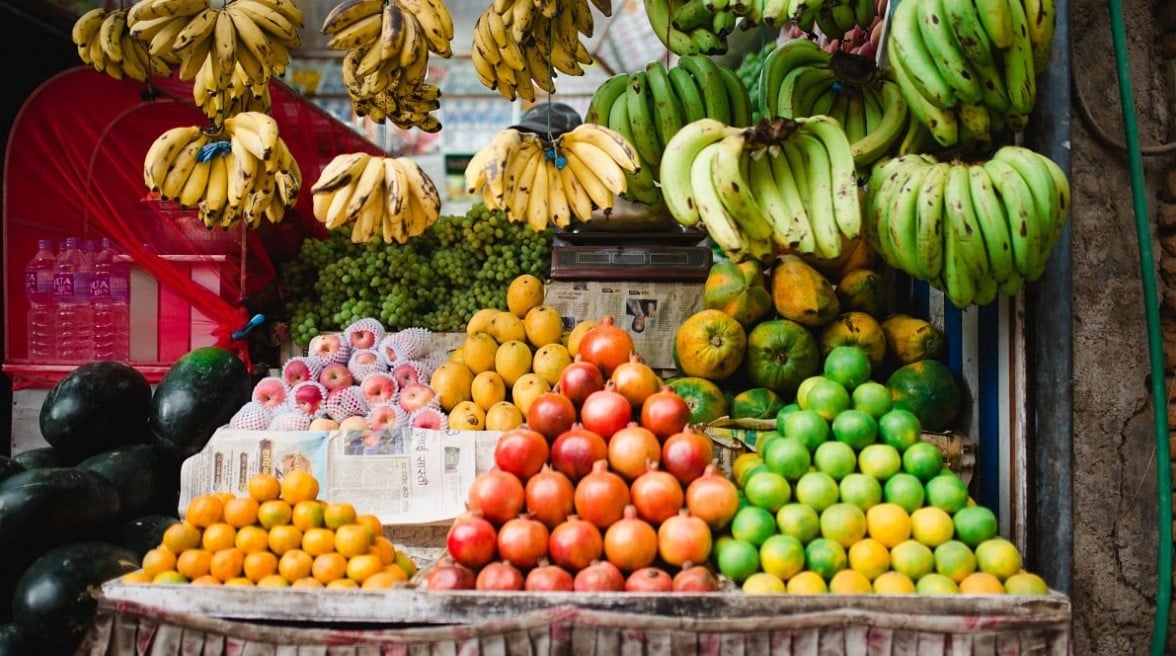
<box><xmin>763</xmin><ymin>39</ymin><xmax>908</xmax><ymax>170</ymax></box>
<box><xmin>863</xmin><ymin>146</ymin><xmax>1070</xmax><ymax>307</ymax></box>
<box><xmin>643</xmin><ymin>0</ymin><xmax>735</xmax><ymax>56</ymax></box>
<box><xmin>659</xmin><ymin>115</ymin><xmax>862</xmax><ymax>264</ymax></box>
<box><xmin>72</xmin><ymin>7</ymin><xmax>173</xmax><ymax>82</ymax></box>
<box><xmin>311</xmin><ymin>152</ymin><xmax>443</xmax><ymax>244</ymax></box>
<box><xmin>884</xmin><ymin>0</ymin><xmax>1056</xmax><ymax>150</ymax></box>
<box><xmin>743</xmin><ymin>0</ymin><xmax>876</xmax><ymax>37</ymax></box>
<box><xmin>469</xmin><ymin>0</ymin><xmax>600</xmax><ymax>102</ymax></box>
<box><xmin>585</xmin><ymin>55</ymin><xmax>752</xmax><ymax>206</ymax></box>
<box><xmin>142</xmin><ymin>111</ymin><xmax>302</xmax><ymax>231</ymax></box>
<box><xmin>464</xmin><ymin>123</ymin><xmax>641</xmax><ymax>230</ymax></box>
<box><xmin>323</xmin><ymin>0</ymin><xmax>450</xmax><ymax>131</ymax></box>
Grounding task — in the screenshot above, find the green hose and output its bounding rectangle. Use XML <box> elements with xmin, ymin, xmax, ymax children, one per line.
<box><xmin>1107</xmin><ymin>0</ymin><xmax>1173</xmax><ymax>652</ymax></box>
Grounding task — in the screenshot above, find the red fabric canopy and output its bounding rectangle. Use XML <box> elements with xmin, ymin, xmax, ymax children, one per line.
<box><xmin>3</xmin><ymin>66</ymin><xmax>385</xmax><ymax>385</ymax></box>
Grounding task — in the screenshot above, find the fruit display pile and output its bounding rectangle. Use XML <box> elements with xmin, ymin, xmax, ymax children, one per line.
<box><xmin>278</xmin><ymin>206</ymin><xmax>552</xmax><ymax>343</ymax></box>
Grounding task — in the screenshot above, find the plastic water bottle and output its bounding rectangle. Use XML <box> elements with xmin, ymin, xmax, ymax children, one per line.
<box><xmin>53</xmin><ymin>237</ymin><xmax>94</xmax><ymax>362</ymax></box>
<box><xmin>91</xmin><ymin>238</ymin><xmax>130</xmax><ymax>361</ymax></box>
<box><xmin>24</xmin><ymin>239</ymin><xmax>57</xmax><ymax>360</ymax></box>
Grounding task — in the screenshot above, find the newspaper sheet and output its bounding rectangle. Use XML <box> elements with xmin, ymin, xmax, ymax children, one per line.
<box><xmin>179</xmin><ymin>427</ymin><xmax>502</xmax><ymax>526</ymax></box>
<box><xmin>544</xmin><ymin>280</ymin><xmax>703</xmax><ymax>370</ymax></box>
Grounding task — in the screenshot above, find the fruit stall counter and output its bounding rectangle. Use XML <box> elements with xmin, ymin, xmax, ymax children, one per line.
<box><xmin>84</xmin><ymin>584</ymin><xmax>1072</xmax><ymax>655</ymax></box>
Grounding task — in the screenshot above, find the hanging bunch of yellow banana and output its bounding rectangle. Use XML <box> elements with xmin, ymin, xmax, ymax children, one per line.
<box><xmin>310</xmin><ymin>152</ymin><xmax>443</xmax><ymax>244</ymax></box>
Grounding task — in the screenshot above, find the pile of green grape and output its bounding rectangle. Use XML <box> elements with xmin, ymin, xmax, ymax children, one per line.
<box><xmin>736</xmin><ymin>44</ymin><xmax>772</xmax><ymax>124</ymax></box>
<box><xmin>279</xmin><ymin>204</ymin><xmax>553</xmax><ymax>345</ymax></box>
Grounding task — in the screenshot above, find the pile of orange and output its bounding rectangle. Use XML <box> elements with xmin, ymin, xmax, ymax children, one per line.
<box><xmin>121</xmin><ymin>470</ymin><xmax>417</xmax><ymax>590</ymax></box>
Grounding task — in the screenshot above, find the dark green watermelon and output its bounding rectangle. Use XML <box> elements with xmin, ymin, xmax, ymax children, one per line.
<box><xmin>0</xmin><ymin>468</ymin><xmax>122</xmax><ymax>557</ymax></box>
<box><xmin>39</xmin><ymin>362</ymin><xmax>152</xmax><ymax>461</ymax></box>
<box><xmin>0</xmin><ymin>622</ymin><xmax>34</xmax><ymax>656</ymax></box>
<box><xmin>0</xmin><ymin>456</ymin><xmax>24</xmax><ymax>485</ymax></box>
<box><xmin>103</xmin><ymin>514</ymin><xmax>181</xmax><ymax>560</ymax></box>
<box><xmin>77</xmin><ymin>444</ymin><xmax>176</xmax><ymax>520</ymax></box>
<box><xmin>150</xmin><ymin>346</ymin><xmax>252</xmax><ymax>462</ymax></box>
<box><xmin>11</xmin><ymin>446</ymin><xmax>75</xmax><ymax>469</ymax></box>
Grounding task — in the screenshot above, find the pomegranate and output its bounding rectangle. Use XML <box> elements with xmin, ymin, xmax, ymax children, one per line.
<box><xmin>525</xmin><ymin>563</ymin><xmax>576</xmax><ymax>592</ymax></box>
<box><xmin>685</xmin><ymin>463</ymin><xmax>741</xmax><ymax>530</ymax></box>
<box><xmin>609</xmin><ymin>353</ymin><xmax>661</xmax><ymax>407</ymax></box>
<box><xmin>493</xmin><ymin>426</ymin><xmax>550</xmax><ymax>482</ymax></box>
<box><xmin>579</xmin><ymin>382</ymin><xmax>633</xmax><ymax>441</ymax></box>
<box><xmin>573</xmin><ymin>459</ymin><xmax>630</xmax><ymax>528</ymax></box>
<box><xmin>625</xmin><ymin>566</ymin><xmax>673</xmax><ymax>592</ymax></box>
<box><xmin>671</xmin><ymin>563</ymin><xmax>720</xmax><ymax>592</ymax></box>
<box><xmin>466</xmin><ymin>468</ymin><xmax>525</xmax><ymax>525</ymax></box>
<box><xmin>475</xmin><ymin>561</ymin><xmax>525</xmax><ymax>591</ymax></box>
<box><xmin>557</xmin><ymin>356</ymin><xmax>605</xmax><ymax>407</ymax></box>
<box><xmin>602</xmin><ymin>505</ymin><xmax>659</xmax><ymax>572</ymax></box>
<box><xmin>640</xmin><ymin>386</ymin><xmax>692</xmax><ymax>439</ymax></box>
<box><xmin>524</xmin><ymin>465</ymin><xmax>575</xmax><ymax>529</ymax></box>
<box><xmin>496</xmin><ymin>514</ymin><xmax>550</xmax><ymax>570</ymax></box>
<box><xmin>606</xmin><ymin>422</ymin><xmax>661</xmax><ymax>481</ymax></box>
<box><xmin>573</xmin><ymin>560</ymin><xmax>626</xmax><ymax>592</ymax></box>
<box><xmin>549</xmin><ymin>424</ymin><xmax>608</xmax><ymax>482</ymax></box>
<box><xmin>661</xmin><ymin>427</ymin><xmax>716</xmax><ymax>486</ymax></box>
<box><xmin>657</xmin><ymin>509</ymin><xmax>713</xmax><ymax>568</ymax></box>
<box><xmin>547</xmin><ymin>515</ymin><xmax>603</xmax><ymax>572</ymax></box>
<box><xmin>526</xmin><ymin>391</ymin><xmax>578</xmax><ymax>441</ymax></box>
<box><xmin>629</xmin><ymin>462</ymin><xmax>685</xmax><ymax>525</ymax></box>
<box><xmin>425</xmin><ymin>563</ymin><xmax>476</xmax><ymax>590</ymax></box>
<box><xmin>577</xmin><ymin>315</ymin><xmax>635</xmax><ymax>378</ymax></box>
<box><xmin>445</xmin><ymin>512</ymin><xmax>497</xmax><ymax>569</ymax></box>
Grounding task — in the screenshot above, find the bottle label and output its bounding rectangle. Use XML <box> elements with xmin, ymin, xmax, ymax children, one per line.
<box><xmin>36</xmin><ymin>270</ymin><xmax>55</xmax><ymax>294</ymax></box>
<box><xmin>54</xmin><ymin>272</ymin><xmax>74</xmax><ymax>297</ymax></box>
<box><xmin>110</xmin><ymin>275</ymin><xmax>129</xmax><ymax>302</ymax></box>
<box><xmin>25</xmin><ymin>270</ymin><xmax>35</xmax><ymax>294</ymax></box>
<box><xmin>90</xmin><ymin>273</ymin><xmax>111</xmax><ymax>301</ymax></box>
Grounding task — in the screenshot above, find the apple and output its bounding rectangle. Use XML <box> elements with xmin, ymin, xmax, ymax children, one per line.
<box><xmin>345</xmin><ymin>318</ymin><xmax>386</xmax><ymax>350</ymax></box>
<box><xmin>309</xmin><ymin>416</ymin><xmax>341</xmax><ymax>431</ymax></box>
<box><xmin>409</xmin><ymin>407</ymin><xmax>446</xmax><ymax>430</ymax></box>
<box><xmin>251</xmin><ymin>376</ymin><xmax>288</xmax><ymax>409</ymax></box>
<box><xmin>308</xmin><ymin>333</ymin><xmax>351</xmax><ymax>364</ymax></box>
<box><xmin>291</xmin><ymin>381</ymin><xmax>328</xmax><ymax>417</ymax></box>
<box><xmin>229</xmin><ymin>401</ymin><xmax>274</xmax><ymax>430</ymax></box>
<box><xmin>397</xmin><ymin>382</ymin><xmax>437</xmax><ymax>413</ymax></box>
<box><xmin>325</xmin><ymin>385</ymin><xmax>370</xmax><ymax>421</ymax></box>
<box><xmin>367</xmin><ymin>404</ymin><xmax>406</xmax><ymax>431</ymax></box>
<box><xmin>339</xmin><ymin>415</ymin><xmax>369</xmax><ymax>433</ymax></box>
<box><xmin>318</xmin><ymin>362</ymin><xmax>354</xmax><ymax>391</ymax></box>
<box><xmin>360</xmin><ymin>372</ymin><xmax>399</xmax><ymax>407</ymax></box>
<box><xmin>391</xmin><ymin>361</ymin><xmax>422</xmax><ymax>388</ymax></box>
<box><xmin>282</xmin><ymin>356</ymin><xmax>324</xmax><ymax>387</ymax></box>
<box><xmin>269</xmin><ymin>410</ymin><xmax>313</xmax><ymax>431</ymax></box>
<box><xmin>350</xmin><ymin>348</ymin><xmax>385</xmax><ymax>367</ymax></box>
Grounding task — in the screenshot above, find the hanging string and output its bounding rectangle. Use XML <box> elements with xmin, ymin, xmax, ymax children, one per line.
<box><xmin>758</xmin><ymin>0</ymin><xmax>770</xmax><ymax>120</ymax></box>
<box><xmin>544</xmin><ymin>12</ymin><xmax>566</xmax><ymax>169</ymax></box>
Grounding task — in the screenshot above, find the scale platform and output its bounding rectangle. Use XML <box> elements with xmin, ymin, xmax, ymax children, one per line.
<box><xmin>549</xmin><ymin>243</ymin><xmax>713</xmax><ymax>281</ymax></box>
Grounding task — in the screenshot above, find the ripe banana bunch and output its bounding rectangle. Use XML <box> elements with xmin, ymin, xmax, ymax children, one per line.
<box><xmin>311</xmin><ymin>153</ymin><xmax>442</xmax><ymax>244</ymax></box>
<box><xmin>660</xmin><ymin>115</ymin><xmax>861</xmax><ymax>264</ymax></box>
<box><xmin>464</xmin><ymin>122</ymin><xmax>641</xmax><ymax>230</ymax></box>
<box><xmin>73</xmin><ymin>7</ymin><xmax>171</xmax><ymax>82</ymax></box>
<box><xmin>142</xmin><ymin>112</ymin><xmax>301</xmax><ymax>230</ymax></box>
<box><xmin>194</xmin><ymin>62</ymin><xmax>274</xmax><ymax>119</ymax></box>
<box><xmin>643</xmin><ymin>0</ymin><xmax>737</xmax><ymax>57</ymax></box>
<box><xmin>763</xmin><ymin>39</ymin><xmax>908</xmax><ymax>170</ymax></box>
<box><xmin>585</xmin><ymin>55</ymin><xmax>752</xmax><ymax>206</ymax></box>
<box><xmin>323</xmin><ymin>0</ymin><xmax>450</xmax><ymax>130</ymax></box>
<box><xmin>885</xmin><ymin>0</ymin><xmax>1055</xmax><ymax>150</ymax></box>
<box><xmin>863</xmin><ymin>146</ymin><xmax>1070</xmax><ymax>307</ymax></box>
<box><xmin>469</xmin><ymin>0</ymin><xmax>599</xmax><ymax>102</ymax></box>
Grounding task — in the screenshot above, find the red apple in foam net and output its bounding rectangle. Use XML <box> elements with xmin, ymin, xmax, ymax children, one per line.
<box><xmin>366</xmin><ymin>404</ymin><xmax>405</xmax><ymax>431</ymax></box>
<box><xmin>391</xmin><ymin>362</ymin><xmax>421</xmax><ymax>388</ymax></box>
<box><xmin>350</xmin><ymin>349</ymin><xmax>383</xmax><ymax>367</ymax></box>
<box><xmin>282</xmin><ymin>357</ymin><xmax>321</xmax><ymax>387</ymax></box>
<box><xmin>251</xmin><ymin>376</ymin><xmax>288</xmax><ymax>410</ymax></box>
<box><xmin>409</xmin><ymin>407</ymin><xmax>446</xmax><ymax>430</ymax></box>
<box><xmin>359</xmin><ymin>373</ymin><xmax>398</xmax><ymax>407</ymax></box>
<box><xmin>308</xmin><ymin>333</ymin><xmax>349</xmax><ymax>364</ymax></box>
<box><xmin>318</xmin><ymin>362</ymin><xmax>354</xmax><ymax>391</ymax></box>
<box><xmin>397</xmin><ymin>382</ymin><xmax>437</xmax><ymax>413</ymax></box>
<box><xmin>292</xmin><ymin>382</ymin><xmax>328</xmax><ymax>417</ymax></box>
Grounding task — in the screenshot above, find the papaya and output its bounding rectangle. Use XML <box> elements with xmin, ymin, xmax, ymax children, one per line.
<box><xmin>797</xmin><ymin>234</ymin><xmax>878</xmax><ymax>280</ymax></box>
<box><xmin>743</xmin><ymin>319</ymin><xmax>822</xmax><ymax>399</ymax></box>
<box><xmin>150</xmin><ymin>346</ymin><xmax>252</xmax><ymax>462</ymax></box>
<box><xmin>880</xmin><ymin>313</ymin><xmax>946</xmax><ymax>364</ymax></box>
<box><xmin>703</xmin><ymin>260</ymin><xmax>773</xmax><ymax>329</ymax></box>
<box><xmin>38</xmin><ymin>361</ymin><xmax>152</xmax><ymax>461</ymax></box>
<box><xmin>887</xmin><ymin>359</ymin><xmax>964</xmax><ymax>431</ymax></box>
<box><xmin>731</xmin><ymin>388</ymin><xmax>786</xmax><ymax>420</ymax></box>
<box><xmin>673</xmin><ymin>309</ymin><xmax>748</xmax><ymax>381</ymax></box>
<box><xmin>836</xmin><ymin>268</ymin><xmax>885</xmax><ymax>317</ymax></box>
<box><xmin>770</xmin><ymin>255</ymin><xmax>840</xmax><ymax>328</ymax></box>
<box><xmin>818</xmin><ymin>311</ymin><xmax>887</xmax><ymax>370</ymax></box>
<box><xmin>665</xmin><ymin>376</ymin><xmax>729</xmax><ymax>424</ymax></box>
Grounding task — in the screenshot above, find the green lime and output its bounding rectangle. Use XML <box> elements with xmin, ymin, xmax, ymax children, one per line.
<box><xmin>813</xmin><ymin>441</ymin><xmax>857</xmax><ymax>480</ymax></box>
<box><xmin>759</xmin><ymin>534</ymin><xmax>806</xmax><ymax>581</ymax></box>
<box><xmin>738</xmin><ymin>461</ymin><xmax>773</xmax><ymax>489</ymax></box>
<box><xmin>819</xmin><ymin>502</ymin><xmax>867</xmax><ymax>548</ymax></box>
<box><xmin>916</xmin><ymin>572</ymin><xmax>960</xmax><ymax>594</ymax></box>
<box><xmin>902</xmin><ymin>441</ymin><xmax>944</xmax><ymax>482</ymax></box>
<box><xmin>775</xmin><ymin>403</ymin><xmax>801</xmax><ymax>433</ymax></box>
<box><xmin>953</xmin><ymin>505</ymin><xmax>999</xmax><ymax>547</ymax></box>
<box><xmin>838</xmin><ymin>472</ymin><xmax>882</xmax><ymax>511</ymax></box>
<box><xmin>823</xmin><ymin>345</ymin><xmax>872</xmax><ymax>390</ymax></box>
<box><xmin>933</xmin><ymin>539</ymin><xmax>978</xmax><ymax>583</ymax></box>
<box><xmin>743</xmin><ymin>471</ymin><xmax>792</xmax><ymax>512</ymax></box>
<box><xmin>890</xmin><ymin>539</ymin><xmax>935</xmax><ymax>580</ymax></box>
<box><xmin>804</xmin><ymin>378</ymin><xmax>851</xmax><ymax>421</ymax></box>
<box><xmin>974</xmin><ymin>538</ymin><xmax>1022</xmax><ymax>581</ymax></box>
<box><xmin>730</xmin><ymin>505</ymin><xmax>779</xmax><ymax>547</ymax></box>
<box><xmin>793</xmin><ymin>471</ymin><xmax>841</xmax><ymax>512</ymax></box>
<box><xmin>852</xmin><ymin>381</ymin><xmax>893</xmax><ymax>419</ymax></box>
<box><xmin>763</xmin><ymin>436</ymin><xmax>812</xmax><ymax>481</ymax></box>
<box><xmin>716</xmin><ymin>538</ymin><xmax>761</xmax><ymax>583</ymax></box>
<box><xmin>883</xmin><ymin>472</ymin><xmax>926</xmax><ymax>513</ymax></box>
<box><xmin>776</xmin><ymin>502</ymin><xmax>821</xmax><ymax>544</ymax></box>
<box><xmin>831</xmin><ymin>408</ymin><xmax>879</xmax><ymax>450</ymax></box>
<box><xmin>878</xmin><ymin>408</ymin><xmax>922</xmax><ymax>451</ymax></box>
<box><xmin>781</xmin><ymin>409</ymin><xmax>830</xmax><ymax>452</ymax></box>
<box><xmin>795</xmin><ymin>375</ymin><xmax>829</xmax><ymax>409</ymax></box>
<box><xmin>857</xmin><ymin>443</ymin><xmax>902</xmax><ymax>480</ymax></box>
<box><xmin>924</xmin><ymin>472</ymin><xmax>970</xmax><ymax>513</ymax></box>
<box><xmin>1003</xmin><ymin>571</ymin><xmax>1050</xmax><ymax>595</ymax></box>
<box><xmin>804</xmin><ymin>537</ymin><xmax>847</xmax><ymax>581</ymax></box>
<box><xmin>755</xmin><ymin>430</ymin><xmax>782</xmax><ymax>454</ymax></box>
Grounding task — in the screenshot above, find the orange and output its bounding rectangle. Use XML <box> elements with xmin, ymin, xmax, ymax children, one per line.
<box><xmin>356</xmin><ymin>514</ymin><xmax>384</xmax><ymax>539</ymax></box>
<box><xmin>819</xmin><ymin>503</ymin><xmax>867</xmax><ymax>548</ymax></box>
<box><xmin>958</xmin><ymin>571</ymin><xmax>1005</xmax><ymax>594</ymax></box>
<box><xmin>243</xmin><ymin>550</ymin><xmax>279</xmax><ymax>582</ymax></box>
<box><xmin>184</xmin><ymin>494</ymin><xmax>225</xmax><ymax>528</ymax></box>
<box><xmin>201</xmin><ymin>522</ymin><xmax>238</xmax><ymax>552</ymax></box>
<box><xmin>268</xmin><ymin>524</ymin><xmax>304</xmax><ymax>556</ymax></box>
<box><xmin>235</xmin><ymin>525</ymin><xmax>271</xmax><ymax>553</ymax></box>
<box><xmin>327</xmin><ymin>578</ymin><xmax>359</xmax><ymax>589</ymax></box>
<box><xmin>335</xmin><ymin>523</ymin><xmax>374</xmax><ymax>558</ymax></box>
<box><xmin>741</xmin><ymin>572</ymin><xmax>786</xmax><ymax>594</ymax></box>
<box><xmin>210</xmin><ymin>548</ymin><xmax>246</xmax><ymax>582</ymax></box>
<box><xmin>370</xmin><ymin>536</ymin><xmax>397</xmax><ymax>565</ymax></box>
<box><xmin>872</xmin><ymin>571</ymin><xmax>916</xmax><ymax>594</ymax></box>
<box><xmin>176</xmin><ymin>548</ymin><xmax>213</xmax><ymax>581</ymax></box>
<box><xmin>363</xmin><ymin>565</ymin><xmax>408</xmax><ymax>589</ymax></box>
<box><xmin>345</xmin><ymin>553</ymin><xmax>384</xmax><ymax>583</ymax></box>
<box><xmin>915</xmin><ymin>572</ymin><xmax>960</xmax><ymax>594</ymax></box>
<box><xmin>223</xmin><ymin>496</ymin><xmax>260</xmax><ymax>528</ymax></box>
<box><xmin>256</xmin><ymin>574</ymin><xmax>290</xmax><ymax>588</ymax></box>
<box><xmin>213</xmin><ymin>491</ymin><xmax>237</xmax><ymax>506</ymax></box>
<box><xmin>865</xmin><ymin>502</ymin><xmax>912</xmax><ymax>548</ymax></box>
<box><xmin>248</xmin><ymin>472</ymin><xmax>282</xmax><ymax>502</ymax></box>
<box><xmin>890</xmin><ymin>539</ymin><xmax>935</xmax><ymax>581</ymax></box>
<box><xmin>1004</xmin><ymin>571</ymin><xmax>1050</xmax><ymax>595</ymax></box>
<box><xmin>828</xmin><ymin>569</ymin><xmax>873</xmax><ymax>594</ymax></box>
<box><xmin>141</xmin><ymin>547</ymin><xmax>177</xmax><ymax>579</ymax></box>
<box><xmin>152</xmin><ymin>571</ymin><xmax>188</xmax><ymax>585</ymax></box>
<box><xmin>394</xmin><ymin>550</ymin><xmax>418</xmax><ymax>579</ymax></box>
<box><xmin>302</xmin><ymin>527</ymin><xmax>337</xmax><ymax>556</ymax></box>
<box><xmin>934</xmin><ymin>540</ymin><xmax>978</xmax><ymax>583</ymax></box>
<box><xmin>161</xmin><ymin>522</ymin><xmax>202</xmax><ymax>554</ymax></box>
<box><xmin>190</xmin><ymin>575</ymin><xmax>222</xmax><ymax>586</ymax></box>
<box><xmin>974</xmin><ymin>538</ymin><xmax>1023</xmax><ymax>581</ymax></box>
<box><xmin>910</xmin><ymin>506</ymin><xmax>955</xmax><ymax>548</ymax></box>
<box><xmin>120</xmin><ymin>571</ymin><xmax>152</xmax><ymax>585</ymax></box>
<box><xmin>786</xmin><ymin>570</ymin><xmax>828</xmax><ymax>594</ymax></box>
<box><xmin>323</xmin><ymin>502</ymin><xmax>359</xmax><ymax>530</ymax></box>
<box><xmin>291</xmin><ymin>500</ymin><xmax>326</xmax><ymax>532</ymax></box>
<box><xmin>224</xmin><ymin>577</ymin><xmax>254</xmax><ymax>587</ymax></box>
<box><xmin>312</xmin><ymin>552</ymin><xmax>349</xmax><ymax>584</ymax></box>
<box><xmin>280</xmin><ymin>470</ymin><xmax>320</xmax><ymax>504</ymax></box>
<box><xmin>258</xmin><ymin>499</ymin><xmax>293</xmax><ymax>529</ymax></box>
<box><xmin>291</xmin><ymin>577</ymin><xmax>324</xmax><ymax>588</ymax></box>
<box><xmin>847</xmin><ymin>538</ymin><xmax>891</xmax><ymax>581</ymax></box>
<box><xmin>278</xmin><ymin>549</ymin><xmax>315</xmax><ymax>582</ymax></box>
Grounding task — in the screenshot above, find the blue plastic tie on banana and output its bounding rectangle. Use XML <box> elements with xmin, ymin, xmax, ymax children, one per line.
<box><xmin>198</xmin><ymin>139</ymin><xmax>232</xmax><ymax>163</ymax></box>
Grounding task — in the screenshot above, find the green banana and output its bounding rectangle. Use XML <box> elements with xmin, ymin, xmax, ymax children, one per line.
<box><xmin>644</xmin><ymin>0</ymin><xmax>699</xmax><ymax>55</ymax></box>
<box><xmin>672</xmin><ymin>0</ymin><xmax>714</xmax><ymax>30</ymax></box>
<box><xmin>984</xmin><ymin>157</ymin><xmax>1041</xmax><ymax>279</ymax></box>
<box><xmin>887</xmin><ymin>0</ymin><xmax>957</xmax><ymax>109</ymax></box>
<box><xmin>842</xmin><ymin>90</ymin><xmax>867</xmax><ymax>145</ymax></box>
<box><xmin>972</xmin><ymin>270</ymin><xmax>1000</xmax><ymax>306</ymax></box>
<box><xmin>1038</xmin><ymin>153</ymin><xmax>1072</xmax><ymax>253</ymax></box>
<box><xmin>917</xmin><ymin>0</ymin><xmax>983</xmax><ymax>105</ymax></box>
<box><xmin>890</xmin><ymin>47</ymin><xmax>959</xmax><ymax>147</ymax></box>
<box><xmin>778</xmin><ymin>66</ymin><xmax>836</xmax><ymax>118</ymax></box>
<box><xmin>993</xmin><ymin>145</ymin><xmax>1058</xmax><ymax>281</ymax></box>
<box><xmin>851</xmin><ymin>80</ymin><xmax>908</xmax><ymax>167</ymax></box>
<box><xmin>886</xmin><ymin>156</ymin><xmax>934</xmax><ymax>279</ymax></box>
<box><xmin>966</xmin><ymin>163</ymin><xmax>1016</xmax><ymax>283</ymax></box>
<box><xmin>625</xmin><ymin>152</ymin><xmax>664</xmax><ymax>206</ymax></box>
<box><xmin>861</xmin><ymin>83</ymin><xmax>884</xmax><ymax>133</ymax></box>
<box><xmin>626</xmin><ymin>71</ymin><xmax>665</xmax><ymax>168</ymax></box>
<box><xmin>1003</xmin><ymin>0</ymin><xmax>1037</xmax><ymax>116</ymax></box>
<box><xmin>645</xmin><ymin>60</ymin><xmax>686</xmax><ymax>156</ymax></box>
<box><xmin>973</xmin><ymin>54</ymin><xmax>1012</xmax><ymax>114</ymax></box>
<box><xmin>943</xmin><ymin>0</ymin><xmax>995</xmax><ymax>68</ymax></box>
<box><xmin>957</xmin><ymin>103</ymin><xmax>993</xmax><ymax>152</ymax></box>
<box><xmin>711</xmin><ymin>133</ymin><xmax>774</xmax><ymax>243</ymax></box>
<box><xmin>943</xmin><ymin>161</ymin><xmax>990</xmax><ymax>279</ymax></box>
<box><xmin>797</xmin><ymin>114</ymin><xmax>863</xmax><ymax>239</ymax></box>
<box><xmin>865</xmin><ymin>155</ymin><xmax>918</xmax><ymax>267</ymax></box>
<box><xmin>689</xmin><ymin>26</ymin><xmax>728</xmax><ymax>56</ymax></box>
<box><xmin>718</xmin><ymin>64</ymin><xmax>753</xmax><ymax>127</ymax></box>
<box><xmin>809</xmin><ymin>84</ymin><xmax>841</xmax><ymax>117</ymax></box>
<box><xmin>678</xmin><ymin>54</ymin><xmax>731</xmax><ymax>124</ymax></box>
<box><xmin>940</xmin><ymin>212</ymin><xmax>978</xmax><ymax>308</ymax></box>
<box><xmin>790</xmin><ymin>131</ymin><xmax>842</xmax><ymax>259</ymax></box>
<box><xmin>659</xmin><ymin>118</ymin><xmax>741</xmax><ymax>227</ymax></box>
<box><xmin>751</xmin><ymin>148</ymin><xmax>815</xmax><ymax>252</ymax></box>
<box><xmin>691</xmin><ymin>140</ymin><xmax>752</xmax><ymax>260</ymax></box>
<box><xmin>712</xmin><ymin>7</ymin><xmax>737</xmax><ymax>36</ymax></box>
<box><xmin>763</xmin><ymin>38</ymin><xmax>830</xmax><ymax>117</ymax></box>
<box><xmin>778</xmin><ymin>135</ymin><xmax>813</xmax><ymax>216</ymax></box>
<box><xmin>973</xmin><ymin>0</ymin><xmax>1014</xmax><ymax>49</ymax></box>
<box><xmin>852</xmin><ymin>0</ymin><xmax>875</xmax><ymax>31</ymax></box>
<box><xmin>1024</xmin><ymin>0</ymin><xmax>1057</xmax><ymax>72</ymax></box>
<box><xmin>896</xmin><ymin>111</ymin><xmax>937</xmax><ymax>155</ymax></box>
<box><xmin>914</xmin><ymin>161</ymin><xmax>950</xmax><ymax>282</ymax></box>
<box><xmin>789</xmin><ymin>0</ymin><xmax>820</xmax><ymax>32</ymax></box>
<box><xmin>586</xmin><ymin>73</ymin><xmax>631</xmax><ymax>125</ymax></box>
<box><xmin>668</xmin><ymin>64</ymin><xmax>708</xmax><ymax>123</ymax></box>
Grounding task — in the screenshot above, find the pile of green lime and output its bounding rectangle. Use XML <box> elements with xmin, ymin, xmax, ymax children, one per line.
<box><xmin>716</xmin><ymin>346</ymin><xmax>1050</xmax><ymax>596</ymax></box>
